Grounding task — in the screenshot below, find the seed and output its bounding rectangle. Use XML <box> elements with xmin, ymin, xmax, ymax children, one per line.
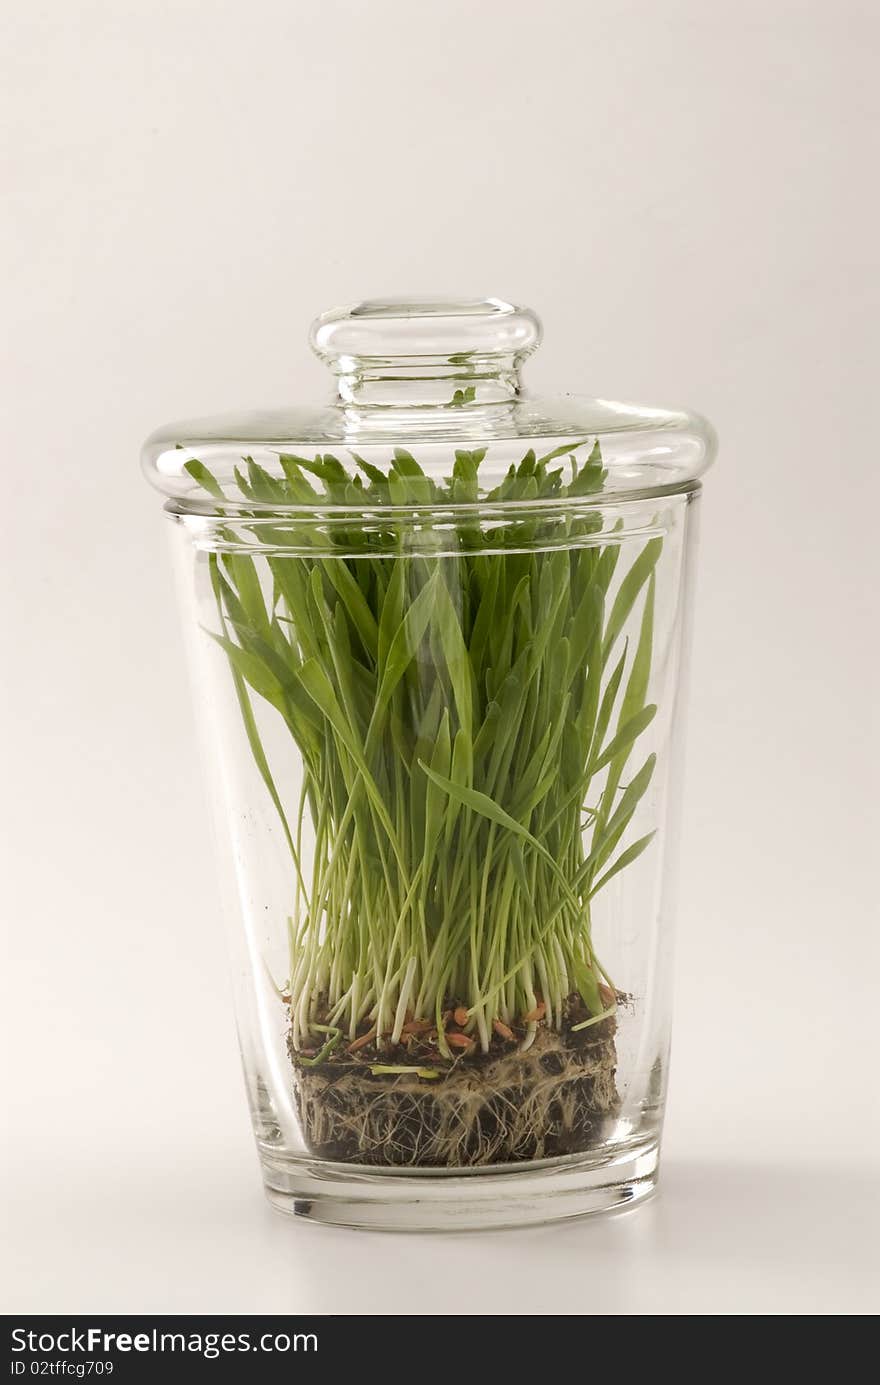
<box><xmin>493</xmin><ymin>1019</ymin><xmax>515</xmax><ymax>1042</ymax></box>
<box><xmin>400</xmin><ymin>1018</ymin><xmax>434</xmax><ymax>1035</ymax></box>
<box><xmin>446</xmin><ymin>1032</ymin><xmax>474</xmax><ymax>1050</ymax></box>
<box><xmin>598</xmin><ymin>984</ymin><xmax>617</xmax><ymax>1007</ymax></box>
<box><xmin>523</xmin><ymin>1002</ymin><xmax>546</xmax><ymax>1023</ymax></box>
<box><xmin>347</xmin><ymin>1026</ymin><xmax>377</xmax><ymax>1053</ymax></box>
<box><xmin>453</xmin><ymin>1006</ymin><xmax>469</xmax><ymax>1027</ymax></box>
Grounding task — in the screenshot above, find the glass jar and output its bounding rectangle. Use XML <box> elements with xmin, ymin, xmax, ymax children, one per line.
<box><xmin>143</xmin><ymin>297</ymin><xmax>716</xmax><ymax>1230</ymax></box>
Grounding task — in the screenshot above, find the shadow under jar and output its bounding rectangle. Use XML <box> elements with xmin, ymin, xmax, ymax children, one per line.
<box><xmin>143</xmin><ymin>297</ymin><xmax>716</xmax><ymax>1230</ymax></box>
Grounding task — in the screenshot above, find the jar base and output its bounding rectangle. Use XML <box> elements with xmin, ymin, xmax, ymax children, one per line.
<box><xmin>260</xmin><ymin>1138</ymin><xmax>659</xmax><ymax>1231</ymax></box>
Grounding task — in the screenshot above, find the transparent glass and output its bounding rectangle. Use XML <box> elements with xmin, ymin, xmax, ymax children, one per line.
<box><xmin>145</xmin><ymin>299</ymin><xmax>715</xmax><ymax>1229</ymax></box>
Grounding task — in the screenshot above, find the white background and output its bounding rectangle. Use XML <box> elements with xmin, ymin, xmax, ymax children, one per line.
<box><xmin>2</xmin><ymin>0</ymin><xmax>877</xmax><ymax>1315</ymax></box>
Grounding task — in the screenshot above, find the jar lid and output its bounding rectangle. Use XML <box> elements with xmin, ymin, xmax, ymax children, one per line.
<box><xmin>143</xmin><ymin>297</ymin><xmax>716</xmax><ymax>511</ymax></box>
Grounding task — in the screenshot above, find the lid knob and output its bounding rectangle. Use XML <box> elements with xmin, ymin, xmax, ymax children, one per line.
<box><xmin>309</xmin><ymin>297</ymin><xmax>541</xmax><ymax>415</ymax></box>
<box><xmin>311</xmin><ymin>296</ymin><xmax>541</xmax><ymax>363</ymax></box>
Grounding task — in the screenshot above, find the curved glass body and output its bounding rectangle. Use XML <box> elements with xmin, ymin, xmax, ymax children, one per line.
<box><xmin>146</xmin><ymin>299</ymin><xmax>714</xmax><ymax>1229</ymax></box>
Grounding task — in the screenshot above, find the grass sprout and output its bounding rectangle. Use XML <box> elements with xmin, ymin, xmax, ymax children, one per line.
<box><xmin>184</xmin><ymin>441</ymin><xmax>660</xmax><ymax>1058</ymax></box>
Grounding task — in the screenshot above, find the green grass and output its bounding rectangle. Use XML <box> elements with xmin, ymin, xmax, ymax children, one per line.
<box><xmin>184</xmin><ymin>441</ymin><xmax>659</xmax><ymax>1059</ymax></box>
